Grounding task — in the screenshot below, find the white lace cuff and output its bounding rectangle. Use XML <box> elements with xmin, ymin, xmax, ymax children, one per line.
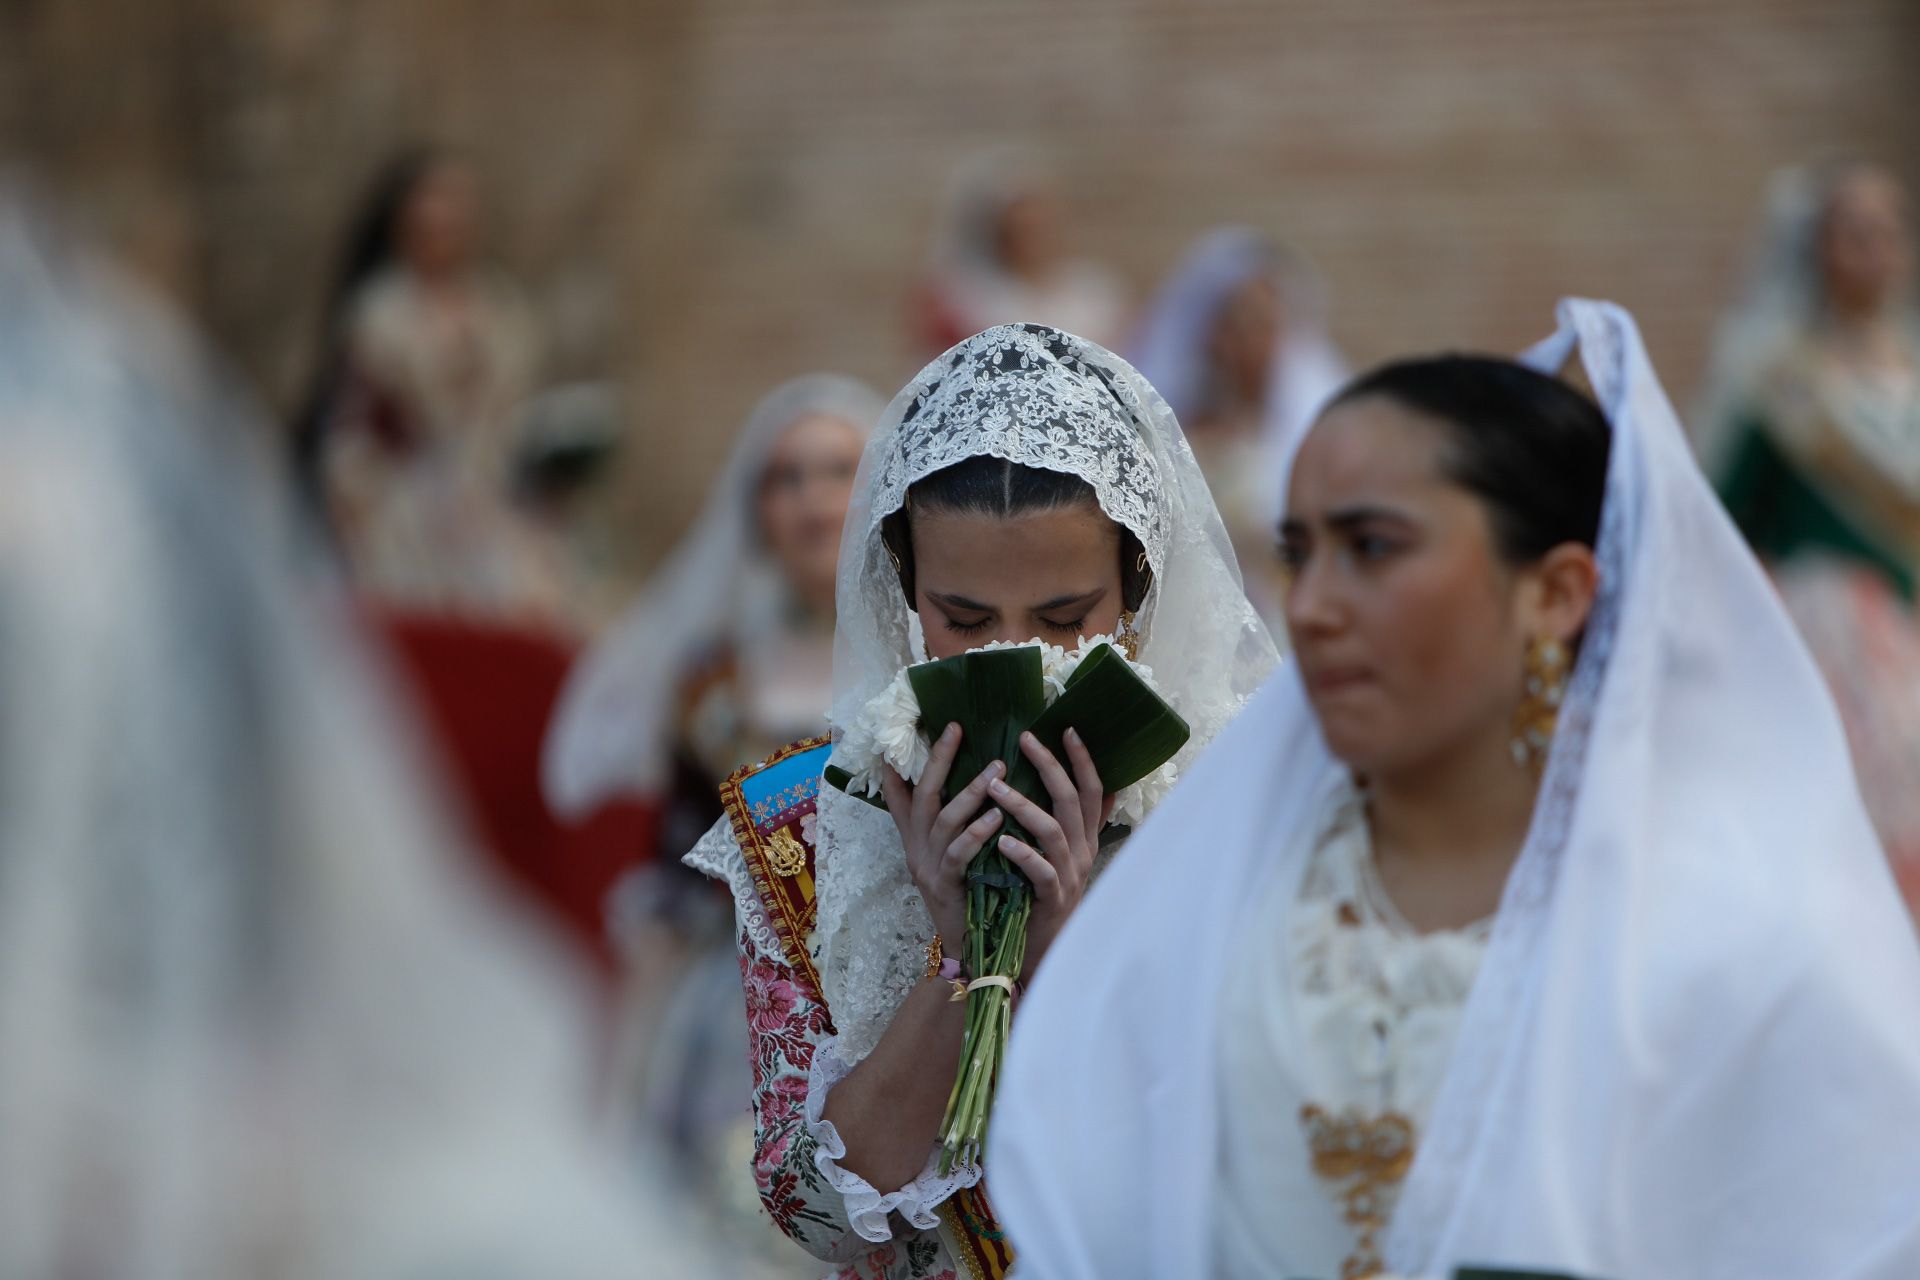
<box><xmin>804</xmin><ymin>1034</ymin><xmax>982</xmax><ymax>1242</ymax></box>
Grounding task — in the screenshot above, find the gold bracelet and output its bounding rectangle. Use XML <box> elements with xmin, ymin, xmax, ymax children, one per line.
<box><xmin>923</xmin><ymin>933</ymin><xmax>944</xmax><ymax>980</ymax></box>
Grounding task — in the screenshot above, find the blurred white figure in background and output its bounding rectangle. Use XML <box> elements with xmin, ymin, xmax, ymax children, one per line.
<box><xmin>545</xmin><ymin>375</ymin><xmax>884</xmax><ymax>828</ymax></box>
<box><xmin>545</xmin><ymin>375</ymin><xmax>882</xmax><ymax>1279</ymax></box>
<box><xmin>1697</xmin><ymin>162</ymin><xmax>1920</xmax><ymax>917</ymax></box>
<box><xmin>913</xmin><ymin>149</ymin><xmax>1130</xmax><ymax>356</ymax></box>
<box><xmin>0</xmin><ymin>194</ymin><xmax>721</xmax><ymax>1278</ymax></box>
<box><xmin>1132</xmin><ymin>227</ymin><xmax>1349</xmax><ymax>632</ymax></box>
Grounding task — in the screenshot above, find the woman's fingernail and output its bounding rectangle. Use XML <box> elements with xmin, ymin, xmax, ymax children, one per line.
<box><xmin>944</xmin><ymin>723</ymin><xmax>960</xmax><ymax>741</ymax></box>
<box><xmin>989</xmin><ymin>779</ymin><xmax>1010</xmax><ymax>797</ymax></box>
<box><xmin>1065</xmin><ymin>727</ymin><xmax>1081</xmax><ymax>747</ymax></box>
<box><xmin>990</xmin><ymin>760</ymin><xmax>1005</xmax><ymax>777</ymax></box>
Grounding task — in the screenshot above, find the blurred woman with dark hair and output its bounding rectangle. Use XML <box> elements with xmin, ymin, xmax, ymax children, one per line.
<box><xmin>305</xmin><ymin>148</ymin><xmax>563</xmax><ymax>626</ymax></box>
<box><xmin>995</xmin><ymin>302</ymin><xmax>1920</xmax><ymax>1280</ymax></box>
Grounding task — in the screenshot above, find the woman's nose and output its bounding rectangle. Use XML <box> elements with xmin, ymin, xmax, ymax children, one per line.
<box><xmin>1283</xmin><ymin>558</ymin><xmax>1344</xmax><ymax>637</ymax></box>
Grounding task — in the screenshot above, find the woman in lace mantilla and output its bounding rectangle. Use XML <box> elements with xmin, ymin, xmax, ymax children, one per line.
<box><xmin>684</xmin><ymin>324</ymin><xmax>1277</xmax><ymax>1278</ymax></box>
<box><xmin>992</xmin><ymin>301</ymin><xmax>1920</xmax><ymax>1279</ymax></box>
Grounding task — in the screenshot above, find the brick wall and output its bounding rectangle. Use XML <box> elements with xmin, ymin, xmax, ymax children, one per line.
<box><xmin>5</xmin><ymin>0</ymin><xmax>1916</xmax><ymax>570</ymax></box>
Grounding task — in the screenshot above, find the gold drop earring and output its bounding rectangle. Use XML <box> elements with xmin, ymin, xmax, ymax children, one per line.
<box><xmin>1511</xmin><ymin>636</ymin><xmax>1571</xmax><ymax>771</ymax></box>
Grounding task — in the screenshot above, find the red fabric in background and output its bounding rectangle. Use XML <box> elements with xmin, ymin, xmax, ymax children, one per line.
<box><xmin>369</xmin><ymin>610</ymin><xmax>658</xmax><ymax>976</ymax></box>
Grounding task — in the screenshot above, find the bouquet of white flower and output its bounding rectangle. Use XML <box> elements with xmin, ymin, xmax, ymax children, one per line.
<box><xmin>828</xmin><ymin>636</ymin><xmax>1189</xmax><ymax>1172</ymax></box>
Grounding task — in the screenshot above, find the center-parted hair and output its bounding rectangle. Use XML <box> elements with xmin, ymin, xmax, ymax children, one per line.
<box><xmin>1327</xmin><ymin>355</ymin><xmax>1612</xmax><ymax>563</ymax></box>
<box><xmin>880</xmin><ymin>457</ymin><xmax>1154</xmax><ymax>612</ymax></box>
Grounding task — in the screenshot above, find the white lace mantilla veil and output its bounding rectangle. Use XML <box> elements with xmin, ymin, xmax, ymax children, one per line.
<box><xmin>543</xmin><ymin>373</ymin><xmax>884</xmax><ymax>819</ymax></box>
<box><xmin>0</xmin><ymin>197</ymin><xmax>713</xmax><ymax>1278</ymax></box>
<box><xmin>989</xmin><ymin>300</ymin><xmax>1920</xmax><ymax>1279</ymax></box>
<box><xmin>814</xmin><ymin>323</ymin><xmax>1279</xmax><ymax>1065</ymax></box>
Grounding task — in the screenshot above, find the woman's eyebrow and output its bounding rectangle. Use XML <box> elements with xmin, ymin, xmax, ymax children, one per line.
<box><xmin>1324</xmin><ymin>505</ymin><xmax>1417</xmax><ymax>533</ymax></box>
<box><xmin>927</xmin><ymin>590</ymin><xmax>994</xmax><ymax>614</ymax></box>
<box><xmin>1031</xmin><ymin>588</ymin><xmax>1105</xmax><ymax>613</ymax></box>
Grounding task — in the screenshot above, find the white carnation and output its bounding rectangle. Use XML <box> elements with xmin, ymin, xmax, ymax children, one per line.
<box><xmin>871</xmin><ymin>668</ymin><xmax>930</xmax><ymax>782</ymax></box>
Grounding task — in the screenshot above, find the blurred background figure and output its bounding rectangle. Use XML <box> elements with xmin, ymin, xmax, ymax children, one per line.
<box><xmin>544</xmin><ymin>374</ymin><xmax>881</xmax><ymax>1275</ymax></box>
<box><xmin>913</xmin><ymin>150</ymin><xmax>1130</xmax><ymax>355</ymax></box>
<box><xmin>0</xmin><ymin>194</ymin><xmax>721</xmax><ymax>1279</ymax></box>
<box><xmin>295</xmin><ymin>149</ymin><xmax>647</xmax><ymax>979</ymax></box>
<box><xmin>1698</xmin><ymin>162</ymin><xmax>1920</xmax><ymax>918</ymax></box>
<box><xmin>304</xmin><ymin>146</ymin><xmax>571</xmax><ymax>629</ymax></box>
<box><xmin>1131</xmin><ymin>226</ymin><xmax>1349</xmax><ymax>631</ymax></box>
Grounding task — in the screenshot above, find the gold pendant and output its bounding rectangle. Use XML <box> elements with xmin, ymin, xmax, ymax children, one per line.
<box><xmin>1300</xmin><ymin>1103</ymin><xmax>1415</xmax><ymax>1280</ymax></box>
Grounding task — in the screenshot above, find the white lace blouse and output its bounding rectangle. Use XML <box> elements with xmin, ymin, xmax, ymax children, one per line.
<box><xmin>1212</xmin><ymin>778</ymin><xmax>1491</xmax><ymax>1280</ymax></box>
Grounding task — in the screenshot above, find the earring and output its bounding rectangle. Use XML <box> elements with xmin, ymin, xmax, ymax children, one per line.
<box><xmin>1511</xmin><ymin>637</ymin><xmax>1571</xmax><ymax>771</ymax></box>
<box><xmin>884</xmin><ymin>541</ymin><xmax>902</xmax><ymax>575</ymax></box>
<box><xmin>1116</xmin><ymin>609</ymin><xmax>1142</xmax><ymax>660</ymax></box>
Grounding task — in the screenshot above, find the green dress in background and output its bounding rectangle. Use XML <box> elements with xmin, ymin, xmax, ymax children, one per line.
<box><xmin>1711</xmin><ymin>335</ymin><xmax>1920</xmax><ymax>918</ymax></box>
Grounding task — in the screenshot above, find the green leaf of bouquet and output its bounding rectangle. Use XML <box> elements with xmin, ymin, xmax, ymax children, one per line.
<box><xmin>1016</xmin><ymin>643</ymin><xmax>1191</xmax><ymax>796</ymax></box>
<box><xmin>822</xmin><ymin>764</ymin><xmax>887</xmax><ymax>809</ymax></box>
<box><xmin>907</xmin><ymin>645</ymin><xmax>1049</xmax><ymax>792</ymax></box>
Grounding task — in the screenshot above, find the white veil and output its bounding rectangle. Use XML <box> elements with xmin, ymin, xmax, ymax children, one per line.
<box><xmin>1690</xmin><ymin>165</ymin><xmax>1831</xmax><ymax>472</ymax></box>
<box><xmin>0</xmin><ymin>198</ymin><xmax>713</xmax><ymax>1279</ymax></box>
<box><xmin>813</xmin><ymin>323</ymin><xmax>1278</xmax><ymax>1064</ymax></box>
<box><xmin>1129</xmin><ymin>224</ymin><xmax>1349</xmax><ymax>470</ymax></box>
<box><xmin>990</xmin><ymin>300</ymin><xmax>1920</xmax><ymax>1279</ymax></box>
<box><xmin>543</xmin><ymin>374</ymin><xmax>883</xmax><ymax>819</ymax></box>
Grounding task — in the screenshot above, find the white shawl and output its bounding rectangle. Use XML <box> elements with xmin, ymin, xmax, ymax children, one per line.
<box><xmin>989</xmin><ymin>299</ymin><xmax>1920</xmax><ymax>1280</ymax></box>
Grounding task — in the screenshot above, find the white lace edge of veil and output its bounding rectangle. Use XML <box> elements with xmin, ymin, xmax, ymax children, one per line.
<box><xmin>812</xmin><ymin>324</ymin><xmax>1280</xmax><ymax>1064</ymax></box>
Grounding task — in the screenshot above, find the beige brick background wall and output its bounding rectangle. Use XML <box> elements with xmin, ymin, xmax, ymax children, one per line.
<box><xmin>5</xmin><ymin>0</ymin><xmax>1917</xmax><ymax>570</ymax></box>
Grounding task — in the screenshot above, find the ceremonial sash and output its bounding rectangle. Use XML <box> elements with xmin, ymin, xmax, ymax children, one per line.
<box><xmin>721</xmin><ymin>738</ymin><xmax>1015</xmax><ymax>1280</ymax></box>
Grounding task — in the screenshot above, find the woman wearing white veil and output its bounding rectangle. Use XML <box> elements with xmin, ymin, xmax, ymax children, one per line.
<box><xmin>0</xmin><ymin>198</ymin><xmax>714</xmax><ymax>1277</ymax></box>
<box><xmin>991</xmin><ymin>300</ymin><xmax>1920</xmax><ymax>1279</ymax></box>
<box><xmin>913</xmin><ymin>151</ymin><xmax>1130</xmax><ymax>356</ymax></box>
<box><xmin>1696</xmin><ymin>162</ymin><xmax>1920</xmax><ymax>916</ymax></box>
<box><xmin>545</xmin><ymin>375</ymin><xmax>881</xmax><ymax>825</ymax></box>
<box><xmin>682</xmin><ymin>324</ymin><xmax>1276</xmax><ymax>1278</ymax></box>
<box><xmin>1131</xmin><ymin>226</ymin><xmax>1350</xmax><ymax>629</ymax></box>
<box><xmin>544</xmin><ymin>374</ymin><xmax>880</xmax><ymax>1277</ymax></box>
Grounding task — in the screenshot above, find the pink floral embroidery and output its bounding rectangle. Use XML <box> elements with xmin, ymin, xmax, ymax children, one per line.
<box><xmin>743</xmin><ymin>957</ymin><xmax>801</xmax><ymax>1037</ymax></box>
<box><xmin>762</xmin><ymin>1072</ymin><xmax>809</xmax><ymax>1126</ymax></box>
<box><xmin>754</xmin><ymin>1125</ymin><xmax>794</xmax><ymax>1183</ymax></box>
<box><xmin>800</xmin><ymin>810</ymin><xmax>818</xmax><ymax>846</ymax></box>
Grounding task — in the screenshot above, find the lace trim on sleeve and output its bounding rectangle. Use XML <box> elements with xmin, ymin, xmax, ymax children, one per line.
<box><xmin>802</xmin><ymin>1034</ymin><xmax>982</xmax><ymax>1242</ymax></box>
<box><xmin>682</xmin><ymin>816</ymin><xmax>782</xmax><ymax>963</ymax></box>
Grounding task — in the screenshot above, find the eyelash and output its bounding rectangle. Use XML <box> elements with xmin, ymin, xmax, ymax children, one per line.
<box><xmin>943</xmin><ymin>615</ymin><xmax>1089</xmax><ymax>636</ymax></box>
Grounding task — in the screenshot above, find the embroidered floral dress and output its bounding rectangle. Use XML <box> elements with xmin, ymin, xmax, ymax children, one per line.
<box><xmin>686</xmin><ymin>815</ymin><xmax>973</xmax><ymax>1280</ymax></box>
